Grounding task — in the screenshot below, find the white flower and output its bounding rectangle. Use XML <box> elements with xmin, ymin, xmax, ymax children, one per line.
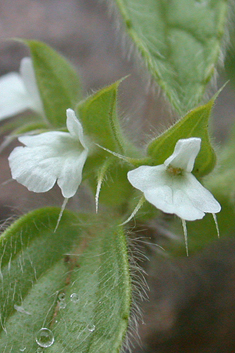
<box><xmin>127</xmin><ymin>137</ymin><xmax>221</xmax><ymax>221</ymax></box>
<box><xmin>0</xmin><ymin>57</ymin><xmax>44</xmax><ymax>120</ymax></box>
<box><xmin>8</xmin><ymin>108</ymin><xmax>88</xmax><ymax>199</ymax></box>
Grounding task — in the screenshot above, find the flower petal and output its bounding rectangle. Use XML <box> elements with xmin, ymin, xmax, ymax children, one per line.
<box><xmin>9</xmin><ymin>145</ymin><xmax>57</xmax><ymax>193</ymax></box>
<box><xmin>144</xmin><ymin>185</ymin><xmax>175</xmax><ymax>214</ymax></box>
<box><xmin>66</xmin><ymin>109</ymin><xmax>88</xmax><ymax>149</ymax></box>
<box><xmin>18</xmin><ymin>131</ymin><xmax>71</xmax><ymax>148</ymax></box>
<box><xmin>57</xmin><ymin>149</ymin><xmax>88</xmax><ymax>198</ymax></box>
<box><xmin>172</xmin><ymin>189</ymin><xmax>205</xmax><ymax>220</ymax></box>
<box><xmin>20</xmin><ymin>57</ymin><xmax>44</xmax><ymax>115</ymax></box>
<box><xmin>183</xmin><ymin>173</ymin><xmax>221</xmax><ymax>214</ymax></box>
<box><xmin>144</xmin><ymin>186</ymin><xmax>205</xmax><ymax>220</ymax></box>
<box><xmin>9</xmin><ymin>131</ymin><xmax>87</xmax><ymax>197</ymax></box>
<box><xmin>127</xmin><ymin>165</ymin><xmax>166</xmax><ymax>191</ymax></box>
<box><xmin>0</xmin><ymin>72</ymin><xmax>32</xmax><ymax>120</ymax></box>
<box><xmin>128</xmin><ymin>138</ymin><xmax>221</xmax><ymax>221</ymax></box>
<box><xmin>164</xmin><ymin>137</ymin><xmax>201</xmax><ymax>172</ymax></box>
<box><xmin>127</xmin><ymin>162</ymin><xmax>220</xmax><ymax>221</ymax></box>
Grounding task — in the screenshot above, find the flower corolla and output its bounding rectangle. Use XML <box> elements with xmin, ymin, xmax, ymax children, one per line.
<box><xmin>8</xmin><ymin>108</ymin><xmax>88</xmax><ymax>199</ymax></box>
<box><xmin>0</xmin><ymin>57</ymin><xmax>44</xmax><ymax>120</ymax></box>
<box><xmin>127</xmin><ymin>137</ymin><xmax>221</xmax><ymax>221</ymax></box>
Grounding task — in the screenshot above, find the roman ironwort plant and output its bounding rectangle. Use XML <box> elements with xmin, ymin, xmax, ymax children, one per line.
<box><xmin>0</xmin><ymin>0</ymin><xmax>234</xmax><ymax>352</ymax></box>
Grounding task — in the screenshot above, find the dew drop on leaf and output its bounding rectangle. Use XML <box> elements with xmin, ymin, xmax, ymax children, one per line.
<box><xmin>35</xmin><ymin>328</ymin><xmax>54</xmax><ymax>348</ymax></box>
<box><xmin>70</xmin><ymin>293</ymin><xmax>79</xmax><ymax>303</ymax></box>
<box><xmin>59</xmin><ymin>301</ymin><xmax>67</xmax><ymax>309</ymax></box>
<box><xmin>58</xmin><ymin>292</ymin><xmax>66</xmax><ymax>301</ymax></box>
<box><xmin>87</xmin><ymin>324</ymin><xmax>96</xmax><ymax>332</ymax></box>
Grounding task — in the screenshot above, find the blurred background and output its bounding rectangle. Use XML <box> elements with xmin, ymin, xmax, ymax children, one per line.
<box><xmin>1</xmin><ymin>0</ymin><xmax>235</xmax><ymax>352</ymax></box>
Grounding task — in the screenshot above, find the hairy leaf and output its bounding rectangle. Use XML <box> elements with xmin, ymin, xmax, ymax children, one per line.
<box><xmin>0</xmin><ymin>208</ymin><xmax>131</xmax><ymax>352</ymax></box>
<box><xmin>147</xmin><ymin>99</ymin><xmax>216</xmax><ymax>177</ymax></box>
<box><xmin>26</xmin><ymin>40</ymin><xmax>81</xmax><ymax>127</ymax></box>
<box><xmin>115</xmin><ymin>0</ymin><xmax>227</xmax><ymax>114</ymax></box>
<box><xmin>77</xmin><ymin>79</ymin><xmax>126</xmax><ymax>154</ymax></box>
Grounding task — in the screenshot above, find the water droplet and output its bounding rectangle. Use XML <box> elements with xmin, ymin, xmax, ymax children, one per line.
<box><xmin>87</xmin><ymin>324</ymin><xmax>96</xmax><ymax>332</ymax></box>
<box><xmin>35</xmin><ymin>328</ymin><xmax>54</xmax><ymax>348</ymax></box>
<box><xmin>58</xmin><ymin>292</ymin><xmax>66</xmax><ymax>301</ymax></box>
<box><xmin>70</xmin><ymin>293</ymin><xmax>79</xmax><ymax>303</ymax></box>
<box><xmin>59</xmin><ymin>301</ymin><xmax>67</xmax><ymax>309</ymax></box>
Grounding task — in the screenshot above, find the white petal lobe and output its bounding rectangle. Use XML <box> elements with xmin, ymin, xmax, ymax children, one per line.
<box><xmin>127</xmin><ymin>165</ymin><xmax>165</xmax><ymax>191</ymax></box>
<box><xmin>164</xmin><ymin>137</ymin><xmax>201</xmax><ymax>172</ymax></box>
<box><xmin>184</xmin><ymin>174</ymin><xmax>221</xmax><ymax>213</ymax></box>
<box><xmin>0</xmin><ymin>73</ymin><xmax>31</xmax><ymax>120</ymax></box>
<box><xmin>20</xmin><ymin>57</ymin><xmax>44</xmax><ymax>115</ymax></box>
<box><xmin>9</xmin><ymin>146</ymin><xmax>57</xmax><ymax>193</ymax></box>
<box><xmin>9</xmin><ymin>110</ymin><xmax>88</xmax><ymax>198</ymax></box>
<box><xmin>57</xmin><ymin>149</ymin><xmax>88</xmax><ymax>198</ymax></box>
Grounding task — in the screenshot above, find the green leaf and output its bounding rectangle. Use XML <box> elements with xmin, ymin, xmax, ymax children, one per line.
<box><xmin>0</xmin><ymin>208</ymin><xmax>131</xmax><ymax>352</ymax></box>
<box><xmin>77</xmin><ymin>79</ymin><xmax>127</xmax><ymax>154</ymax></box>
<box><xmin>115</xmin><ymin>0</ymin><xmax>227</xmax><ymax>114</ymax></box>
<box><xmin>147</xmin><ymin>99</ymin><xmax>216</xmax><ymax>177</ymax></box>
<box><xmin>25</xmin><ymin>40</ymin><xmax>81</xmax><ymax>127</ymax></box>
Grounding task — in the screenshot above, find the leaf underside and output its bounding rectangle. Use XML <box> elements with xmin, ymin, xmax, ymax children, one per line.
<box><xmin>115</xmin><ymin>0</ymin><xmax>227</xmax><ymax>114</ymax></box>
<box><xmin>0</xmin><ymin>208</ymin><xmax>131</xmax><ymax>353</ymax></box>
